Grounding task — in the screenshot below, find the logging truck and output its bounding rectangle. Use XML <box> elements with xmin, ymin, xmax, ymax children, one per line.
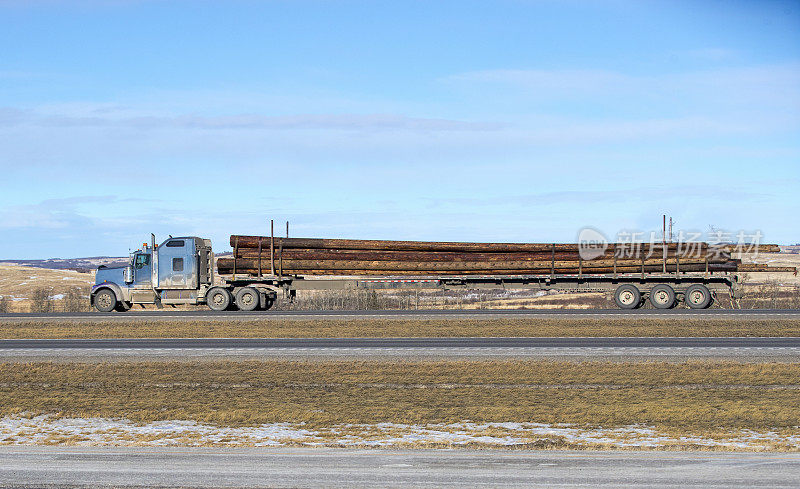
<box><xmin>90</xmin><ymin>233</ymin><xmax>794</xmax><ymax>312</ymax></box>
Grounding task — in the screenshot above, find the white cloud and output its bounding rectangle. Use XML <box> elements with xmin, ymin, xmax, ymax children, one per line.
<box><xmin>683</xmin><ymin>48</ymin><xmax>739</xmax><ymax>61</ymax></box>
<box><xmin>37</xmin><ymin>112</ymin><xmax>503</xmax><ymax>132</ymax></box>
<box><xmin>448</xmin><ymin>68</ymin><xmax>626</xmax><ymax>91</ymax></box>
<box><xmin>444</xmin><ymin>63</ymin><xmax>800</xmax><ymax>110</ymax></box>
<box><xmin>0</xmin><ymin>196</ymin><xmax>111</xmax><ymax>230</ymax></box>
<box><xmin>0</xmin><ymin>106</ymin><xmax>503</xmax><ymax>133</ymax></box>
<box><xmin>428</xmin><ymin>185</ymin><xmax>771</xmax><ymax>208</ymax></box>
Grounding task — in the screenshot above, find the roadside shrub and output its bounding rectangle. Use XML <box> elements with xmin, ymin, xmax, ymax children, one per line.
<box><xmin>30</xmin><ymin>288</ymin><xmax>55</xmax><ymax>313</ymax></box>
<box><xmin>63</xmin><ymin>287</ymin><xmax>89</xmax><ymax>312</ymax></box>
<box><xmin>0</xmin><ymin>295</ymin><xmax>9</xmax><ymax>313</ymax></box>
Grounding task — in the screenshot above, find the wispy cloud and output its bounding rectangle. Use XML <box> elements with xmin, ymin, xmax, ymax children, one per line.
<box><xmin>0</xmin><ymin>107</ymin><xmax>26</xmax><ymax>126</ymax></box>
<box><xmin>447</xmin><ymin>68</ymin><xmax>629</xmax><ymax>92</ymax></box>
<box><xmin>0</xmin><ymin>196</ymin><xmax>163</xmax><ymax>230</ymax></box>
<box><xmin>683</xmin><ymin>48</ymin><xmax>739</xmax><ymax>61</ymax></box>
<box><xmin>444</xmin><ymin>63</ymin><xmax>800</xmax><ymax>109</ymax></box>
<box><xmin>5</xmin><ymin>109</ymin><xmax>503</xmax><ymax>133</ymax></box>
<box><xmin>427</xmin><ymin>185</ymin><xmax>771</xmax><ymax>209</ymax></box>
<box><xmin>0</xmin><ymin>196</ymin><xmax>111</xmax><ymax>230</ymax></box>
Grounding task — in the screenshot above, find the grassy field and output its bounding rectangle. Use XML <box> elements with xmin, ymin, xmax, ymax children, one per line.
<box><xmin>1</xmin><ymin>359</ymin><xmax>798</xmax><ymax>449</ymax></box>
<box><xmin>0</xmin><ymin>316</ymin><xmax>798</xmax><ymax>339</ymax></box>
<box><xmin>0</xmin><ymin>265</ymin><xmax>93</xmax><ymax>313</ymax></box>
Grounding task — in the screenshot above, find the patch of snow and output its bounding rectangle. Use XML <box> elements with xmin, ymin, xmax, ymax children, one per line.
<box><xmin>0</xmin><ymin>415</ymin><xmax>798</xmax><ymax>450</ymax></box>
<box><xmin>49</xmin><ymin>294</ymin><xmax>65</xmax><ymax>300</ymax></box>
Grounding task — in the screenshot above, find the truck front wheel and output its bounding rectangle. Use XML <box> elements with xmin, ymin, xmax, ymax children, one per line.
<box><xmin>94</xmin><ymin>289</ymin><xmax>117</xmax><ymax>313</ymax></box>
<box><xmin>206</xmin><ymin>287</ymin><xmax>232</xmax><ymax>311</ymax></box>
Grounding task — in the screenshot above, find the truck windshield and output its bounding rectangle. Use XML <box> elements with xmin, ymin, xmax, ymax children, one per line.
<box><xmin>134</xmin><ymin>254</ymin><xmax>151</xmax><ymax>269</ymax></box>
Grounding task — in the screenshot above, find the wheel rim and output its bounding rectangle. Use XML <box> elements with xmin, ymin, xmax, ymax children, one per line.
<box><xmin>211</xmin><ymin>293</ymin><xmax>226</xmax><ymax>307</ymax></box>
<box><xmin>97</xmin><ymin>293</ymin><xmax>112</xmax><ymax>310</ymax></box>
<box><xmin>654</xmin><ymin>290</ymin><xmax>670</xmax><ymax>305</ymax></box>
<box><xmin>688</xmin><ymin>290</ymin><xmax>706</xmax><ymax>305</ymax></box>
<box><xmin>619</xmin><ymin>290</ymin><xmax>635</xmax><ymax>306</ymax></box>
<box><xmin>241</xmin><ymin>292</ymin><xmax>257</xmax><ymax>307</ymax></box>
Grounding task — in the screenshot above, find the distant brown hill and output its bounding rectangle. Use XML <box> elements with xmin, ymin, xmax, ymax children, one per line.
<box><xmin>0</xmin><ymin>257</ymin><xmax>128</xmax><ymax>272</ymax></box>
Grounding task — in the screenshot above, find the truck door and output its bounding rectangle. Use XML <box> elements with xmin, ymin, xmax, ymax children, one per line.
<box><xmin>129</xmin><ymin>252</ymin><xmax>156</xmax><ymax>303</ymax></box>
<box><xmin>132</xmin><ymin>253</ymin><xmax>152</xmax><ymax>287</ymax></box>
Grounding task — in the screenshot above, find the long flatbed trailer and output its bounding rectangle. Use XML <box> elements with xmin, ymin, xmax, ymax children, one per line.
<box><xmin>228</xmin><ymin>270</ymin><xmax>738</xmax><ymax>310</ymax></box>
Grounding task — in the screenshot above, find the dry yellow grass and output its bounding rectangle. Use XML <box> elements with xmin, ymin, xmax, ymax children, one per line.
<box><xmin>0</xmin><ymin>316</ymin><xmax>798</xmax><ymax>339</ymax></box>
<box><xmin>1</xmin><ymin>360</ymin><xmax>798</xmax><ymax>437</ymax></box>
<box><xmin>0</xmin><ymin>265</ymin><xmax>93</xmax><ymax>312</ymax></box>
<box><xmin>738</xmin><ymin>252</ymin><xmax>800</xmax><ymax>284</ymax></box>
<box><xmin>437</xmin><ymin>292</ymin><xmax>609</xmax><ymax>309</ymax></box>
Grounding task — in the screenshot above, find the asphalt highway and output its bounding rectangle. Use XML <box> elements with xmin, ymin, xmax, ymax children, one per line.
<box><xmin>0</xmin><ymin>447</ymin><xmax>798</xmax><ymax>488</ymax></box>
<box><xmin>2</xmin><ymin>336</ymin><xmax>799</xmax><ymax>360</ymax></box>
<box><xmin>1</xmin><ymin>308</ymin><xmax>799</xmax><ymax>320</ymax></box>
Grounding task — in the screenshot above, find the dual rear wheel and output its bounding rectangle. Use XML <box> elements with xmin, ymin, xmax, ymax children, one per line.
<box><xmin>206</xmin><ymin>287</ymin><xmax>275</xmax><ymax>311</ymax></box>
<box><xmin>235</xmin><ymin>287</ymin><xmax>261</xmax><ymax>311</ymax></box>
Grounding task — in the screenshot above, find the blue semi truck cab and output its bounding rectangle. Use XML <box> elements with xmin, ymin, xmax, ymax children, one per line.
<box><xmin>91</xmin><ymin>234</ymin><xmax>275</xmax><ymax>312</ymax></box>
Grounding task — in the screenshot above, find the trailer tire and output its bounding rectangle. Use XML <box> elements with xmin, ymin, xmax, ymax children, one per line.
<box><xmin>650</xmin><ymin>284</ymin><xmax>676</xmax><ymax>309</ymax></box>
<box><xmin>261</xmin><ymin>297</ymin><xmax>275</xmax><ymax>310</ymax></box>
<box><xmin>206</xmin><ymin>287</ymin><xmax>232</xmax><ymax>311</ymax></box>
<box><xmin>94</xmin><ymin>289</ymin><xmax>117</xmax><ymax>313</ymax></box>
<box><xmin>685</xmin><ymin>284</ymin><xmax>712</xmax><ymax>309</ymax></box>
<box><xmin>614</xmin><ymin>284</ymin><xmax>641</xmax><ymax>309</ymax></box>
<box><xmin>235</xmin><ymin>287</ymin><xmax>261</xmax><ymax>311</ymax></box>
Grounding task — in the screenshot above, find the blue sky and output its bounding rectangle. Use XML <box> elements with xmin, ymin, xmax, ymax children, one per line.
<box><xmin>0</xmin><ymin>0</ymin><xmax>798</xmax><ymax>258</ymax></box>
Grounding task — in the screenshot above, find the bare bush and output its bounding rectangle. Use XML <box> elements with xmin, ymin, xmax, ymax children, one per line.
<box><xmin>275</xmin><ymin>290</ymin><xmax>390</xmax><ymax>311</ymax></box>
<box><xmin>30</xmin><ymin>288</ymin><xmax>55</xmax><ymax>313</ymax></box>
<box><xmin>735</xmin><ymin>280</ymin><xmax>800</xmax><ymax>309</ymax></box>
<box><xmin>62</xmin><ymin>287</ymin><xmax>89</xmax><ymax>312</ymax></box>
<box><xmin>0</xmin><ymin>296</ymin><xmax>9</xmax><ymax>313</ymax></box>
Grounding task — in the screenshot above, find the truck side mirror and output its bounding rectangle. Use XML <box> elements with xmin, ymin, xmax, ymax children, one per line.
<box><xmin>124</xmin><ymin>266</ymin><xmax>134</xmax><ymax>283</ymax></box>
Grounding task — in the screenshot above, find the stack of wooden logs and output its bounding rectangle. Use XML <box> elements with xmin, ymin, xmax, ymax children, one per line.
<box><xmin>216</xmin><ymin>236</ymin><xmax>792</xmax><ymax>277</ymax></box>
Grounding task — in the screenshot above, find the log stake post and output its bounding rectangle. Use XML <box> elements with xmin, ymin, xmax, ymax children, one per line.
<box><xmin>286</xmin><ymin>221</ymin><xmax>289</xmax><ymax>238</ymax></box>
<box><xmin>641</xmin><ymin>252</ymin><xmax>645</xmax><ymax>280</ymax></box>
<box><xmin>270</xmin><ymin>220</ymin><xmax>275</xmax><ymax>275</ymax></box>
<box><xmin>233</xmin><ymin>236</ymin><xmax>238</xmax><ymax>281</ymax></box>
<box><xmin>613</xmin><ymin>245</ymin><xmax>617</xmax><ymax>279</ymax></box>
<box><xmin>279</xmin><ymin>240</ymin><xmax>283</xmax><ymax>277</ymax></box>
<box><xmin>258</xmin><ymin>238</ymin><xmax>262</xmax><ymax>279</ymax></box>
<box><xmin>662</xmin><ymin>215</ymin><xmax>667</xmax><ymax>273</ymax></box>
